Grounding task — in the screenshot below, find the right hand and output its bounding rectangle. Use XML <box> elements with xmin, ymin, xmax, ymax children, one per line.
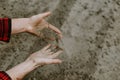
<box><xmin>26</xmin><ymin>44</ymin><xmax>63</xmax><ymax>67</ymax></box>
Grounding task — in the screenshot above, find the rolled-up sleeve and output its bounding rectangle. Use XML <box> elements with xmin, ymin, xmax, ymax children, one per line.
<box><xmin>0</xmin><ymin>71</ymin><xmax>11</xmax><ymax>80</ymax></box>
<box><xmin>0</xmin><ymin>18</ymin><xmax>11</xmax><ymax>42</ymax></box>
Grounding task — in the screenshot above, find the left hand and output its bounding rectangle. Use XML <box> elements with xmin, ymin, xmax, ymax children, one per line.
<box><xmin>12</xmin><ymin>12</ymin><xmax>62</xmax><ymax>38</ymax></box>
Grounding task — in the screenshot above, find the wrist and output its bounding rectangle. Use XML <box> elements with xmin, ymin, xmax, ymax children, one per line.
<box><xmin>25</xmin><ymin>58</ymin><xmax>42</xmax><ymax>68</ymax></box>
<box><xmin>24</xmin><ymin>59</ymin><xmax>37</xmax><ymax>68</ymax></box>
<box><xmin>6</xmin><ymin>60</ymin><xmax>37</xmax><ymax>80</ymax></box>
<box><xmin>12</xmin><ymin>18</ymin><xmax>30</xmax><ymax>34</ymax></box>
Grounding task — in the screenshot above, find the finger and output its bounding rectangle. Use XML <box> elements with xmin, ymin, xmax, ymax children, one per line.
<box><xmin>46</xmin><ymin>45</ymin><xmax>57</xmax><ymax>54</ymax></box>
<box><xmin>47</xmin><ymin>52</ymin><xmax>54</xmax><ymax>55</ymax></box>
<box><xmin>38</xmin><ymin>20</ymin><xmax>63</xmax><ymax>38</ymax></box>
<box><xmin>31</xmin><ymin>12</ymin><xmax>51</xmax><ymax>25</ymax></box>
<box><xmin>45</xmin><ymin>59</ymin><xmax>62</xmax><ymax>64</ymax></box>
<box><xmin>40</xmin><ymin>12</ymin><xmax>51</xmax><ymax>19</ymax></box>
<box><xmin>42</xmin><ymin>44</ymin><xmax>51</xmax><ymax>51</ymax></box>
<box><xmin>48</xmin><ymin>23</ymin><xmax>63</xmax><ymax>38</ymax></box>
<box><xmin>50</xmin><ymin>50</ymin><xmax>63</xmax><ymax>58</ymax></box>
<box><xmin>45</xmin><ymin>49</ymin><xmax>51</xmax><ymax>53</ymax></box>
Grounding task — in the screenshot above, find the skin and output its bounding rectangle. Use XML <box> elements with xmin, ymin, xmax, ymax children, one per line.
<box><xmin>11</xmin><ymin>12</ymin><xmax>62</xmax><ymax>38</ymax></box>
<box><xmin>6</xmin><ymin>44</ymin><xmax>63</xmax><ymax>80</ymax></box>
<box><xmin>5</xmin><ymin>12</ymin><xmax>63</xmax><ymax>80</ymax></box>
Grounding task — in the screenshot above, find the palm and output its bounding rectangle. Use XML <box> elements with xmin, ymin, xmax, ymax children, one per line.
<box><xmin>26</xmin><ymin>44</ymin><xmax>63</xmax><ymax>66</ymax></box>
<box><xmin>27</xmin><ymin>12</ymin><xmax>62</xmax><ymax>38</ymax></box>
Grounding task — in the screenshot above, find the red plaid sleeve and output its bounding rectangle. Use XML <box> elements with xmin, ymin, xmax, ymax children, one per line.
<box><xmin>0</xmin><ymin>18</ymin><xmax>11</xmax><ymax>42</ymax></box>
<box><xmin>0</xmin><ymin>71</ymin><xmax>11</xmax><ymax>80</ymax></box>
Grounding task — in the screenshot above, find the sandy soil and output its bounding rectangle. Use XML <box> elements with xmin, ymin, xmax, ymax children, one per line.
<box><xmin>0</xmin><ymin>0</ymin><xmax>120</xmax><ymax>80</ymax></box>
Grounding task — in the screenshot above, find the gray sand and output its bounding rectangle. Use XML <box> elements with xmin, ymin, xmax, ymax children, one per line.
<box><xmin>0</xmin><ymin>0</ymin><xmax>120</xmax><ymax>80</ymax></box>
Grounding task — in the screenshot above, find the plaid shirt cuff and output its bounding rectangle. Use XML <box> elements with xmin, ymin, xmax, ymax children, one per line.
<box><xmin>0</xmin><ymin>71</ymin><xmax>12</xmax><ymax>80</ymax></box>
<box><xmin>0</xmin><ymin>18</ymin><xmax>11</xmax><ymax>42</ymax></box>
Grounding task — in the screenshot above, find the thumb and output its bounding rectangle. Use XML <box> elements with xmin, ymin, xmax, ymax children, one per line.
<box><xmin>30</xmin><ymin>12</ymin><xmax>51</xmax><ymax>26</ymax></box>
<box><xmin>44</xmin><ymin>59</ymin><xmax>62</xmax><ymax>65</ymax></box>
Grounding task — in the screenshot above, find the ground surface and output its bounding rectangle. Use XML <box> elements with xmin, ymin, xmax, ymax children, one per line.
<box><xmin>0</xmin><ymin>0</ymin><xmax>120</xmax><ymax>80</ymax></box>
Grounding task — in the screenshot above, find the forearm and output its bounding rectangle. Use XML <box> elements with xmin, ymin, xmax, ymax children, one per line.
<box><xmin>6</xmin><ymin>60</ymin><xmax>36</xmax><ymax>80</ymax></box>
<box><xmin>12</xmin><ymin>18</ymin><xmax>29</xmax><ymax>34</ymax></box>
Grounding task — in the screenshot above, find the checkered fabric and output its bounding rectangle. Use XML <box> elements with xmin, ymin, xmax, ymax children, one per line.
<box><xmin>0</xmin><ymin>71</ymin><xmax>11</xmax><ymax>80</ymax></box>
<box><xmin>0</xmin><ymin>18</ymin><xmax>11</xmax><ymax>42</ymax></box>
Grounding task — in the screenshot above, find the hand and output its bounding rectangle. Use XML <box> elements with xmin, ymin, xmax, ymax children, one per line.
<box><xmin>6</xmin><ymin>44</ymin><xmax>63</xmax><ymax>80</ymax></box>
<box><xmin>26</xmin><ymin>44</ymin><xmax>63</xmax><ymax>67</ymax></box>
<box><xmin>12</xmin><ymin>12</ymin><xmax>62</xmax><ymax>38</ymax></box>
